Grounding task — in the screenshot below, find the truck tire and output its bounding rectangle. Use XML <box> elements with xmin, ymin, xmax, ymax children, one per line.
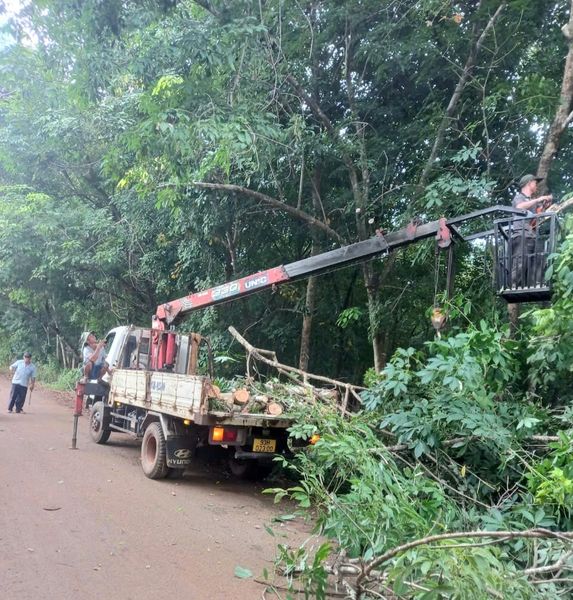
<box><xmin>141</xmin><ymin>422</ymin><xmax>169</xmax><ymax>479</ymax></box>
<box><xmin>89</xmin><ymin>401</ymin><xmax>111</xmax><ymax>444</ymax></box>
<box><xmin>228</xmin><ymin>453</ymin><xmax>273</xmax><ymax>481</ymax></box>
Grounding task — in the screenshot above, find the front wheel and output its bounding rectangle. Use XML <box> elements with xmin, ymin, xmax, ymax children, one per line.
<box><xmin>141</xmin><ymin>422</ymin><xmax>169</xmax><ymax>480</ymax></box>
<box><xmin>89</xmin><ymin>401</ymin><xmax>111</xmax><ymax>444</ymax></box>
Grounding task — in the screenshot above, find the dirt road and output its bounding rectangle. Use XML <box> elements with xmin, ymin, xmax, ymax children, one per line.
<box><xmin>0</xmin><ymin>377</ymin><xmax>312</xmax><ymax>600</ymax></box>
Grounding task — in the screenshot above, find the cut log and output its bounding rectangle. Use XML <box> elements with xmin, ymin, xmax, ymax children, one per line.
<box><xmin>241</xmin><ymin>394</ymin><xmax>270</xmax><ymax>414</ymax></box>
<box><xmin>207</xmin><ymin>384</ymin><xmax>221</xmax><ymax>399</ymax></box>
<box><xmin>218</xmin><ymin>392</ymin><xmax>235</xmax><ymax>409</ymax></box>
<box><xmin>266</xmin><ymin>402</ymin><xmax>283</xmax><ymax>416</ymax></box>
<box><xmin>233</xmin><ymin>388</ymin><xmax>250</xmax><ymax>405</ymax></box>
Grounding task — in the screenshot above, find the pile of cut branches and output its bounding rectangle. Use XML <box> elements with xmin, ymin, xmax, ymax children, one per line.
<box><xmin>206</xmin><ymin>327</ymin><xmax>364</xmax><ymax>417</ymax></box>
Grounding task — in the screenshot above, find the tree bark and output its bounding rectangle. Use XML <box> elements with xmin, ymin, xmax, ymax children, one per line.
<box><xmin>508</xmin><ymin>302</ymin><xmax>520</xmax><ymax>338</ymax></box>
<box><xmin>536</xmin><ymin>0</ymin><xmax>573</xmax><ymax>193</ymax></box>
<box><xmin>298</xmin><ymin>274</ymin><xmax>317</xmax><ymax>372</ymax></box>
<box><xmin>298</xmin><ymin>170</ymin><xmax>323</xmax><ymax>371</ymax></box>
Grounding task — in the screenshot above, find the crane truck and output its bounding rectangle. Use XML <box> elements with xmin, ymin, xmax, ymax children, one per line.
<box><xmin>79</xmin><ymin>206</ymin><xmax>560</xmax><ymax>480</ymax></box>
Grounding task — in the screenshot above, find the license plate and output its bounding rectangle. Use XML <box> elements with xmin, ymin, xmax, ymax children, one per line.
<box><xmin>253</xmin><ymin>438</ymin><xmax>276</xmax><ymax>453</ymax></box>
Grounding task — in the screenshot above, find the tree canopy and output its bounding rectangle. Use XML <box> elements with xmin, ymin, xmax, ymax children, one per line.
<box><xmin>2</xmin><ymin>0</ymin><xmax>571</xmax><ymax>376</ymax></box>
<box><xmin>4</xmin><ymin>1</ymin><xmax>573</xmax><ymax>596</ymax></box>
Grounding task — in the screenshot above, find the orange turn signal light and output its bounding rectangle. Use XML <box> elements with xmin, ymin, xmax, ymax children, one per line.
<box><xmin>211</xmin><ymin>426</ymin><xmax>238</xmax><ymax>443</ymax></box>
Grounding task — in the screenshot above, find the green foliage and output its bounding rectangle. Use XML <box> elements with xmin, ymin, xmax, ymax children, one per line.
<box><xmin>269</xmin><ymin>413</ymin><xmax>456</xmax><ymax>559</ymax></box>
<box><xmin>423</xmin><ymin>172</ymin><xmax>495</xmax><ymax>210</ymax></box>
<box><xmin>2</xmin><ymin>0</ymin><xmax>573</xmax><ymax>383</ymax></box>
<box><xmin>41</xmin><ymin>364</ymin><xmax>79</xmax><ymax>392</ymax></box>
<box><xmin>388</xmin><ymin>542</ymin><xmax>533</xmax><ymax>599</ymax></box>
<box><xmin>526</xmin><ymin>432</ymin><xmax>573</xmax><ymax>527</ymax></box>
<box><xmin>268</xmin><ymin>410</ymin><xmax>548</xmax><ymax>599</ymax></box>
<box><xmin>363</xmin><ymin>366</ymin><xmax>384</xmax><ymax>388</ymax></box>
<box><xmin>527</xmin><ymin>219</ymin><xmax>573</xmax><ymax>404</ymax></box>
<box><xmin>335</xmin><ymin>306</ymin><xmax>364</xmax><ymax>329</ymax></box>
<box><xmin>269</xmin><ymin>305</ymin><xmax>573</xmax><ymax>596</ymax></box>
<box><xmin>272</xmin><ymin>542</ymin><xmax>331</xmax><ymax>600</ymax></box>
<box><xmin>361</xmin><ymin>323</ymin><xmax>533</xmax><ymax>462</ymax></box>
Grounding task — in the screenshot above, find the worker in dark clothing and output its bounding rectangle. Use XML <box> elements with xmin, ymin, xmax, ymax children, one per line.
<box><xmin>511</xmin><ymin>174</ymin><xmax>553</xmax><ymax>288</ymax></box>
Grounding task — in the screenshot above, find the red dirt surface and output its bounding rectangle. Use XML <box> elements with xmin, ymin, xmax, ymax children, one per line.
<box><xmin>0</xmin><ymin>376</ymin><xmax>313</xmax><ymax>600</ymax></box>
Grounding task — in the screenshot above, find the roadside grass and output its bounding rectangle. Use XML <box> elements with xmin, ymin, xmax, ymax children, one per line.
<box><xmin>39</xmin><ymin>360</ymin><xmax>79</xmax><ymax>392</ymax></box>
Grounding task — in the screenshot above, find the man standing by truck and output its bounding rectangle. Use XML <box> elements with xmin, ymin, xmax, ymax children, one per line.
<box><xmin>7</xmin><ymin>351</ymin><xmax>36</xmax><ymax>413</ymax></box>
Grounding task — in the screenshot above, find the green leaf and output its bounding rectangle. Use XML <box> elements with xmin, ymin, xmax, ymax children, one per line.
<box><xmin>414</xmin><ymin>441</ymin><xmax>426</xmax><ymax>459</ymax></box>
<box><xmin>272</xmin><ymin>514</ymin><xmax>297</xmax><ymax>523</ymax></box>
<box><xmin>234</xmin><ymin>566</ymin><xmax>253</xmax><ymax>579</ymax></box>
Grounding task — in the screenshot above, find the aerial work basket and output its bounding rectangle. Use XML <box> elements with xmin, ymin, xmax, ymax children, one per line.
<box><xmin>494</xmin><ymin>212</ymin><xmax>560</xmax><ymax>303</ymax></box>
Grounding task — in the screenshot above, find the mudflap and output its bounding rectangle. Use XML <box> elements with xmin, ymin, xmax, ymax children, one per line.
<box><xmin>166</xmin><ymin>436</ymin><xmax>194</xmax><ymax>468</ymax></box>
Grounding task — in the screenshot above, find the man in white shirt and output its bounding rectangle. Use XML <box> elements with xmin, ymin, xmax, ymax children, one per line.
<box><xmin>8</xmin><ymin>352</ymin><xmax>36</xmax><ymax>413</ymax></box>
<box><xmin>82</xmin><ymin>332</ymin><xmax>109</xmax><ymax>380</ymax></box>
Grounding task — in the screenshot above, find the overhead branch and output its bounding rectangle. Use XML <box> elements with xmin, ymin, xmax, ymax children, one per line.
<box><xmin>284</xmin><ymin>74</ymin><xmax>366</xmax><ymax>237</ymax></box>
<box><xmin>285</xmin><ymin>74</ymin><xmax>335</xmax><ymax>135</ymax></box>
<box><xmin>190</xmin><ymin>0</ymin><xmax>220</xmax><ymax>19</ymax></box>
<box><xmin>193</xmin><ymin>181</ymin><xmax>345</xmax><ymax>244</ymax></box>
<box><xmin>537</xmin><ymin>0</ymin><xmax>573</xmax><ymax>192</ymax></box>
<box><xmin>418</xmin><ymin>2</ymin><xmax>507</xmax><ymax>191</ymax></box>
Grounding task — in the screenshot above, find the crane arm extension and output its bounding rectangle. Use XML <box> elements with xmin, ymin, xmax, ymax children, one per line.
<box><xmin>154</xmin><ymin>217</ymin><xmax>451</xmax><ymax>327</ymax></box>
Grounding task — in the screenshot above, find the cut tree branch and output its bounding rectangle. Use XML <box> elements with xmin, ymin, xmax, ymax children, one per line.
<box><xmin>357</xmin><ymin>528</ymin><xmax>573</xmax><ymax>593</ymax></box>
<box><xmin>228</xmin><ymin>326</ymin><xmax>364</xmax><ymax>414</ymax></box>
<box><xmin>524</xmin><ymin>549</ymin><xmax>573</xmax><ymax>575</ymax></box>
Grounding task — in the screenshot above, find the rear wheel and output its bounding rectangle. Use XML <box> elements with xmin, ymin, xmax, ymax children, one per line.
<box><xmin>228</xmin><ymin>452</ymin><xmax>274</xmax><ymax>481</ymax></box>
<box><xmin>141</xmin><ymin>422</ymin><xmax>169</xmax><ymax>479</ymax></box>
<box><xmin>89</xmin><ymin>401</ymin><xmax>111</xmax><ymax>444</ymax></box>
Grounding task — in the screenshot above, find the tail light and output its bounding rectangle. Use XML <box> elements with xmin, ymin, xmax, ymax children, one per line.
<box><xmin>210</xmin><ymin>426</ymin><xmax>238</xmax><ymax>443</ymax></box>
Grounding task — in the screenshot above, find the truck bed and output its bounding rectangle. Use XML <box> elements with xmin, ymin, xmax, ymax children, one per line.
<box><xmin>110</xmin><ymin>369</ymin><xmax>293</xmax><ymax>429</ymax></box>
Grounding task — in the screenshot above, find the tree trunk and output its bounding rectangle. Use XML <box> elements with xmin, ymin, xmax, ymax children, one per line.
<box><xmin>298</xmin><ymin>168</ymin><xmax>323</xmax><ymax>371</ymax></box>
<box><xmin>298</xmin><ymin>274</ymin><xmax>317</xmax><ymax>371</ymax></box>
<box><xmin>537</xmin><ymin>0</ymin><xmax>573</xmax><ymax>192</ymax></box>
<box><xmin>508</xmin><ymin>303</ymin><xmax>520</xmax><ymax>339</ymax></box>
<box><xmin>363</xmin><ymin>262</ymin><xmax>385</xmax><ymax>371</ymax></box>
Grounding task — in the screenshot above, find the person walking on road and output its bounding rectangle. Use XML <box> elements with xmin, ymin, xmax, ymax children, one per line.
<box><xmin>7</xmin><ymin>351</ymin><xmax>36</xmax><ymax>413</ymax></box>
